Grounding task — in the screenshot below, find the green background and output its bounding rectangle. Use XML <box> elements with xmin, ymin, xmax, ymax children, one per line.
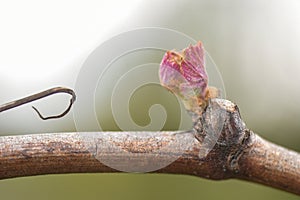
<box><xmin>1</xmin><ymin>174</ymin><xmax>299</xmax><ymax>200</ymax></box>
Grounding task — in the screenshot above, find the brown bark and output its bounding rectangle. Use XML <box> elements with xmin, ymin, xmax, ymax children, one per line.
<box><xmin>0</xmin><ymin>99</ymin><xmax>299</xmax><ymax>195</ymax></box>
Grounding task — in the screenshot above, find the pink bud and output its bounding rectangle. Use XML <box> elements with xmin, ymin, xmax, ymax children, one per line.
<box><xmin>159</xmin><ymin>42</ymin><xmax>209</xmax><ymax>111</ymax></box>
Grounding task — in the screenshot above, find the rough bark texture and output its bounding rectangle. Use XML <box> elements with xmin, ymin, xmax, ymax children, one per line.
<box><xmin>0</xmin><ymin>99</ymin><xmax>299</xmax><ymax>195</ymax></box>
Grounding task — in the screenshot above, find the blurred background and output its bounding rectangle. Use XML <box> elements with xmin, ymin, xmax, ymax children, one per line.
<box><xmin>0</xmin><ymin>0</ymin><xmax>299</xmax><ymax>199</ymax></box>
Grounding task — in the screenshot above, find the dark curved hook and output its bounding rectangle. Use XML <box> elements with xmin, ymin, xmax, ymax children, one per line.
<box><xmin>0</xmin><ymin>87</ymin><xmax>76</xmax><ymax>120</ymax></box>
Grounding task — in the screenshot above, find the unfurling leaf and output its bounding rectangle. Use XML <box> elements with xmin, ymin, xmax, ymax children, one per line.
<box><xmin>159</xmin><ymin>41</ymin><xmax>216</xmax><ymax>114</ymax></box>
